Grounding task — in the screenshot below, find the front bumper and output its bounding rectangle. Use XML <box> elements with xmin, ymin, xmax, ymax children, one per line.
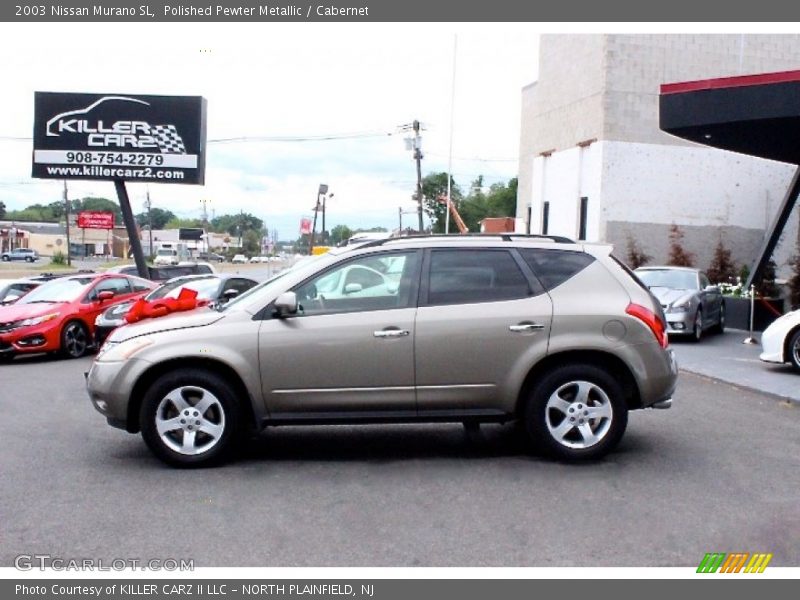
<box><xmin>86</xmin><ymin>357</ymin><xmax>151</xmax><ymax>431</ymax></box>
<box><xmin>664</xmin><ymin>310</ymin><xmax>694</xmax><ymax>334</ymax></box>
<box><xmin>0</xmin><ymin>323</ymin><xmax>60</xmax><ymax>355</ymax></box>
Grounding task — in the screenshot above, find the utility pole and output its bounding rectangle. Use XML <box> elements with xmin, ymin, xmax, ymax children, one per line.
<box><xmin>145</xmin><ymin>189</ymin><xmax>153</xmax><ymax>258</ymax></box>
<box><xmin>413</xmin><ymin>120</ymin><xmax>424</xmax><ymax>232</ymax></box>
<box><xmin>199</xmin><ymin>198</ymin><xmax>210</xmax><ymax>253</ymax></box>
<box><xmin>309</xmin><ymin>184</ymin><xmax>327</xmax><ymax>254</ymax></box>
<box><xmin>400</xmin><ymin>121</ymin><xmax>425</xmax><ymax>232</ymax></box>
<box><xmin>63</xmin><ymin>180</ymin><xmax>71</xmax><ymax>266</ymax></box>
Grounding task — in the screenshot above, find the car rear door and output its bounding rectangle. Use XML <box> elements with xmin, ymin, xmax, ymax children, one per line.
<box><xmin>414</xmin><ymin>248</ymin><xmax>552</xmax><ymax>415</ymax></box>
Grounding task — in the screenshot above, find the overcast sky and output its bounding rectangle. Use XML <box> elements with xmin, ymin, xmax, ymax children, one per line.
<box><xmin>0</xmin><ymin>23</ymin><xmax>540</xmax><ymax>239</ymax></box>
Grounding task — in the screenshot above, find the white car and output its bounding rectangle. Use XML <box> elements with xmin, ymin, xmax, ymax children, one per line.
<box><xmin>153</xmin><ymin>248</ymin><xmax>179</xmax><ymax>266</ymax></box>
<box><xmin>231</xmin><ymin>254</ymin><xmax>247</xmax><ymax>264</ymax></box>
<box><xmin>759</xmin><ymin>309</ymin><xmax>800</xmax><ymax>372</ymax></box>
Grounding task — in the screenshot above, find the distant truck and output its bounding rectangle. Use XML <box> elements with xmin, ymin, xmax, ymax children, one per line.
<box><xmin>153</xmin><ymin>242</ymin><xmax>189</xmax><ymax>265</ymax></box>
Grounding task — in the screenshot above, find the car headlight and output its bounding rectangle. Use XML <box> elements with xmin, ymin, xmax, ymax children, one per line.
<box><xmin>96</xmin><ymin>336</ymin><xmax>154</xmax><ymax>362</ymax></box>
<box><xmin>15</xmin><ymin>313</ymin><xmax>59</xmax><ymax>327</ymax></box>
<box><xmin>666</xmin><ymin>300</ymin><xmax>691</xmax><ymax>313</ymax></box>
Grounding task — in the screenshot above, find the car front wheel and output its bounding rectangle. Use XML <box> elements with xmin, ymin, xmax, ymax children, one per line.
<box><xmin>140</xmin><ymin>369</ymin><xmax>242</xmax><ymax>467</ymax></box>
<box><xmin>524</xmin><ymin>363</ymin><xmax>628</xmax><ymax>461</ymax></box>
<box><xmin>60</xmin><ymin>321</ymin><xmax>89</xmax><ymax>358</ymax></box>
<box><xmin>691</xmin><ymin>309</ymin><xmax>703</xmax><ymax>342</ymax></box>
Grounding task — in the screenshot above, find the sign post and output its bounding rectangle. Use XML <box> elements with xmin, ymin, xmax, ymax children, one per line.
<box><xmin>32</xmin><ymin>92</ymin><xmax>207</xmax><ymax>278</ymax></box>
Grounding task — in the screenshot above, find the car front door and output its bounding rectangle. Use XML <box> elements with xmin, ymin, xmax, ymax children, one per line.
<box><xmin>258</xmin><ymin>250</ymin><xmax>421</xmax><ymax>418</ymax></box>
<box><xmin>699</xmin><ymin>272</ymin><xmax>722</xmax><ymax>327</ymax></box>
<box><xmin>414</xmin><ymin>248</ymin><xmax>552</xmax><ymax>415</ymax></box>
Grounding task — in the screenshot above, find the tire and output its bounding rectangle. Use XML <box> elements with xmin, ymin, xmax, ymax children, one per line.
<box><xmin>787</xmin><ymin>329</ymin><xmax>800</xmax><ymax>373</ymax></box>
<box><xmin>60</xmin><ymin>321</ymin><xmax>89</xmax><ymax>358</ymax></box>
<box><xmin>25</xmin><ymin>257</ymin><xmax>33</xmax><ymax>263</ymax></box>
<box><xmin>523</xmin><ymin>363</ymin><xmax>628</xmax><ymax>461</ymax></box>
<box><xmin>690</xmin><ymin>309</ymin><xmax>703</xmax><ymax>343</ymax></box>
<box><xmin>711</xmin><ymin>303</ymin><xmax>725</xmax><ymax>334</ymax></box>
<box><xmin>140</xmin><ymin>369</ymin><xmax>242</xmax><ymax>468</ymax></box>
<box><xmin>1</xmin><ymin>255</ymin><xmax>8</xmax><ymax>261</ymax></box>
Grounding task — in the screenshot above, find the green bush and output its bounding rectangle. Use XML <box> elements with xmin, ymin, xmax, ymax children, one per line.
<box><xmin>50</xmin><ymin>251</ymin><xmax>66</xmax><ymax>265</ymax></box>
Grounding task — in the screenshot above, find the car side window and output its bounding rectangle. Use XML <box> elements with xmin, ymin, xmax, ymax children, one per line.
<box><xmin>293</xmin><ymin>251</ymin><xmax>419</xmax><ymax>316</ymax></box>
<box><xmin>89</xmin><ymin>277</ymin><xmax>132</xmax><ymax>300</ymax></box>
<box><xmin>225</xmin><ymin>278</ymin><xmax>257</xmax><ymax>294</ymax></box>
<box><xmin>518</xmin><ymin>249</ymin><xmax>595</xmax><ymax>291</ymax></box>
<box><xmin>700</xmin><ymin>273</ymin><xmax>711</xmax><ymax>289</ymax></box>
<box><xmin>425</xmin><ymin>249</ymin><xmax>531</xmax><ymax>306</ymax></box>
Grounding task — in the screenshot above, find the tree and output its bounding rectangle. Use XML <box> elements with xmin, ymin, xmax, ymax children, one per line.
<box><xmin>165</xmin><ymin>217</ymin><xmax>204</xmax><ymax>229</ymax></box>
<box><xmin>421</xmin><ymin>172</ymin><xmax>462</xmax><ymax>233</ymax></box>
<box><xmin>329</xmin><ymin>224</ymin><xmax>354</xmax><ymax>246</ymax></box>
<box><xmin>756</xmin><ymin>259</ymin><xmax>780</xmax><ymax>298</ymax></box>
<box><xmin>625</xmin><ymin>233</ymin><xmax>652</xmax><ymax>269</ymax></box>
<box><xmin>706</xmin><ymin>235</ymin><xmax>737</xmax><ymax>284</ymax></box>
<box><xmin>667</xmin><ymin>224</ymin><xmax>694</xmax><ymax>267</ymax></box>
<box><xmin>135</xmin><ymin>208</ymin><xmax>176</xmax><ymax>230</ymax></box>
<box><xmin>210</xmin><ymin>213</ymin><xmax>264</xmax><ymax>236</ymax></box>
<box><xmin>0</xmin><ymin>201</ymin><xmax>6</xmax><ymax>220</ymax></box>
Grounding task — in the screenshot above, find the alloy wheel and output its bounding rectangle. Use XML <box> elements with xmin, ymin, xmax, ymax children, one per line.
<box><xmin>154</xmin><ymin>386</ymin><xmax>226</xmax><ymax>456</ymax></box>
<box><xmin>544</xmin><ymin>380</ymin><xmax>613</xmax><ymax>450</ymax></box>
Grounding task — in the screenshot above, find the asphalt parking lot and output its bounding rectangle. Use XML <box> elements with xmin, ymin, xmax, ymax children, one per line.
<box><xmin>1</xmin><ymin>350</ymin><xmax>798</xmax><ymax>568</ymax></box>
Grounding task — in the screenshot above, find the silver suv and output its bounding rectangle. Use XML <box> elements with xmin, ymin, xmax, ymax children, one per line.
<box><xmin>86</xmin><ymin>236</ymin><xmax>677</xmax><ymax>467</ymax></box>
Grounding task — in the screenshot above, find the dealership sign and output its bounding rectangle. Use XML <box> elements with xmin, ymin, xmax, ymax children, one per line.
<box><xmin>77</xmin><ymin>211</ymin><xmax>115</xmax><ymax>230</ymax></box>
<box><xmin>32</xmin><ymin>92</ymin><xmax>207</xmax><ymax>184</ymax></box>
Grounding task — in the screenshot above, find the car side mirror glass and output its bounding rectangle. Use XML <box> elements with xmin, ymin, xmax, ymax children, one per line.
<box><xmin>274</xmin><ymin>291</ymin><xmax>298</xmax><ymax>317</ymax></box>
<box><xmin>344</xmin><ymin>283</ymin><xmax>363</xmax><ymax>294</ymax></box>
<box><xmin>96</xmin><ymin>290</ymin><xmax>115</xmax><ymax>302</ymax></box>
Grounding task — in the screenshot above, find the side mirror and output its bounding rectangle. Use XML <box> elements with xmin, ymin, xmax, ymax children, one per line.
<box><xmin>343</xmin><ymin>283</ymin><xmax>363</xmax><ymax>295</ymax></box>
<box><xmin>274</xmin><ymin>291</ymin><xmax>298</xmax><ymax>317</ymax></box>
<box><xmin>96</xmin><ymin>290</ymin><xmax>115</xmax><ymax>302</ymax></box>
<box><xmin>221</xmin><ymin>288</ymin><xmax>240</xmax><ymax>302</ymax></box>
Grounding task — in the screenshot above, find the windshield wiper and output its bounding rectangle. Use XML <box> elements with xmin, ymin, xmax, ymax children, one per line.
<box><xmin>25</xmin><ymin>299</ymin><xmax>66</xmax><ymax>303</ymax></box>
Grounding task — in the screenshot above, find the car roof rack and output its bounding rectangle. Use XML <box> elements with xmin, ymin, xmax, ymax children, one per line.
<box><xmin>353</xmin><ymin>233</ymin><xmax>576</xmax><ymax>249</ymax></box>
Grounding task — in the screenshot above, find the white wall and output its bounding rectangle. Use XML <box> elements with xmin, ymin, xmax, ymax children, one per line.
<box><xmin>527</xmin><ymin>142</ymin><xmax>603</xmax><ymax>241</ymax></box>
<box><xmin>600</xmin><ymin>141</ymin><xmax>796</xmax><ymax>230</ymax></box>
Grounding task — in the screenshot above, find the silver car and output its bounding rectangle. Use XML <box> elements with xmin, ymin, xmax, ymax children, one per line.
<box><xmin>87</xmin><ymin>236</ymin><xmax>678</xmax><ymax>467</ymax></box>
<box><xmin>634</xmin><ymin>266</ymin><xmax>725</xmax><ymax>342</ymax></box>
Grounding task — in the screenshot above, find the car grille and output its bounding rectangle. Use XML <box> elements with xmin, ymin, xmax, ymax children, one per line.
<box><xmin>0</xmin><ymin>322</ymin><xmax>19</xmax><ymax>334</ymax></box>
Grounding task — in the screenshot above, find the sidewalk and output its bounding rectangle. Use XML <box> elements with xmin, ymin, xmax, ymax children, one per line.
<box><xmin>670</xmin><ymin>329</ymin><xmax>800</xmax><ymax>403</ymax></box>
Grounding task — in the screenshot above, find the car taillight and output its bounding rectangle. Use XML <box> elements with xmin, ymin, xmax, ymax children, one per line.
<box><xmin>626</xmin><ymin>302</ymin><xmax>668</xmax><ymax>348</ymax></box>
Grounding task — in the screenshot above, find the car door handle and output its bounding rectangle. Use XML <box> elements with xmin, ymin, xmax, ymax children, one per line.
<box><xmin>509</xmin><ymin>323</ymin><xmax>545</xmax><ymax>333</ymax></box>
<box><xmin>373</xmin><ymin>329</ymin><xmax>410</xmax><ymax>338</ymax></box>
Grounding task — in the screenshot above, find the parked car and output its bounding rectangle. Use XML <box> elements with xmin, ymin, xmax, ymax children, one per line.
<box><xmin>634</xmin><ymin>266</ymin><xmax>725</xmax><ymax>341</ymax></box>
<box><xmin>94</xmin><ymin>274</ymin><xmax>259</xmax><ymax>345</ymax></box>
<box><xmin>759</xmin><ymin>309</ymin><xmax>800</xmax><ymax>372</ymax></box>
<box><xmin>1</xmin><ymin>248</ymin><xmax>39</xmax><ymax>262</ymax></box>
<box><xmin>198</xmin><ymin>252</ymin><xmax>225</xmax><ymax>263</ymax></box>
<box><xmin>106</xmin><ymin>263</ymin><xmax>215</xmax><ymax>281</ymax></box>
<box><xmin>0</xmin><ymin>273</ymin><xmax>155</xmax><ymax>360</ymax></box>
<box><xmin>231</xmin><ymin>254</ymin><xmax>248</xmax><ymax>264</ymax></box>
<box><xmin>0</xmin><ymin>278</ymin><xmax>42</xmax><ymax>305</ymax></box>
<box><xmin>87</xmin><ymin>235</ymin><xmax>677</xmax><ymax>467</ymax></box>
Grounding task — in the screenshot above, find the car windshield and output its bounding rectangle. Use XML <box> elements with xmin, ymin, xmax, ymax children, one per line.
<box><xmin>157</xmin><ymin>249</ymin><xmax>174</xmax><ymax>256</ymax></box>
<box><xmin>636</xmin><ymin>269</ymin><xmax>698</xmax><ymax>290</ymax></box>
<box><xmin>146</xmin><ymin>277</ymin><xmax>219</xmax><ymax>301</ymax></box>
<box><xmin>17</xmin><ymin>277</ymin><xmax>95</xmax><ymax>303</ymax></box>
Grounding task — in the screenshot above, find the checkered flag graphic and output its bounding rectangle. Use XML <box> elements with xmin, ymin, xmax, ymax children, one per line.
<box><xmin>151</xmin><ymin>124</ymin><xmax>187</xmax><ymax>154</ymax></box>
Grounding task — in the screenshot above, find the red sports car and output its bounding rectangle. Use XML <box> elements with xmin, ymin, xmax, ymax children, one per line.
<box><xmin>0</xmin><ymin>273</ymin><xmax>155</xmax><ymax>360</ymax></box>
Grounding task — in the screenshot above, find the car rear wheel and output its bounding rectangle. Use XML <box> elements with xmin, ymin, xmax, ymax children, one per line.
<box><xmin>25</xmin><ymin>257</ymin><xmax>34</xmax><ymax>263</ymax></box>
<box><xmin>712</xmin><ymin>304</ymin><xmax>725</xmax><ymax>335</ymax></box>
<box><xmin>524</xmin><ymin>364</ymin><xmax>628</xmax><ymax>461</ymax></box>
<box><xmin>140</xmin><ymin>369</ymin><xmax>241</xmax><ymax>468</ymax></box>
<box><xmin>788</xmin><ymin>329</ymin><xmax>800</xmax><ymax>373</ymax></box>
<box><xmin>60</xmin><ymin>321</ymin><xmax>89</xmax><ymax>358</ymax></box>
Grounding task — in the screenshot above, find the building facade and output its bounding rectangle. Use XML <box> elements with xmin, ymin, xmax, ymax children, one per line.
<box><xmin>517</xmin><ymin>34</ymin><xmax>800</xmax><ymax>277</ymax></box>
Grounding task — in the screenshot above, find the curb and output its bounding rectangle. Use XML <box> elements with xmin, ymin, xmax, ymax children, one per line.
<box><xmin>678</xmin><ymin>367</ymin><xmax>800</xmax><ymax>407</ymax></box>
